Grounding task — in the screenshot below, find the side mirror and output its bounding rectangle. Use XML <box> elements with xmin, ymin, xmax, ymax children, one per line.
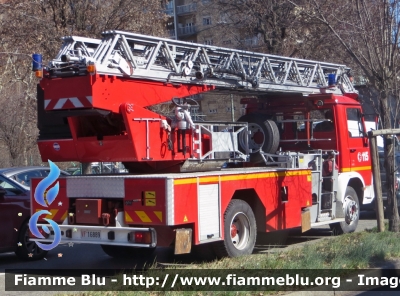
<box><xmin>363</xmin><ymin>135</ymin><xmax>369</xmax><ymax>147</ymax></box>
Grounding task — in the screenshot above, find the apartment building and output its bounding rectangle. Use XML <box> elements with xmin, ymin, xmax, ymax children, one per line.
<box><xmin>165</xmin><ymin>0</ymin><xmax>260</xmax><ymax>121</ymax></box>
<box><xmin>166</xmin><ymin>0</ymin><xmax>262</xmax><ymax>46</ymax></box>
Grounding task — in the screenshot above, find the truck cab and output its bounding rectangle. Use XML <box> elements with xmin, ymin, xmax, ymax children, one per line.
<box><xmin>239</xmin><ymin>92</ymin><xmax>374</xmax><ymax>212</ymax></box>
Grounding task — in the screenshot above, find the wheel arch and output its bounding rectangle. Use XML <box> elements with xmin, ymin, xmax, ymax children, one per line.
<box><xmin>338</xmin><ymin>172</ymin><xmax>365</xmax><ymax>205</ymax></box>
<box><xmin>214</xmin><ymin>194</ymin><xmax>258</xmax><ymax>258</ymax></box>
<box><xmin>231</xmin><ymin>188</ymin><xmax>266</xmax><ymax>232</ymax></box>
<box><xmin>14</xmin><ymin>217</ymin><xmax>31</xmax><ymax>246</ymax></box>
<box><xmin>15</xmin><ymin>216</ymin><xmax>48</xmax><ymax>260</ymax></box>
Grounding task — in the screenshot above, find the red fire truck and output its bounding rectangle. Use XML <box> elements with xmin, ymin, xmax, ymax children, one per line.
<box><xmin>30</xmin><ymin>31</ymin><xmax>374</xmax><ymax>258</ymax></box>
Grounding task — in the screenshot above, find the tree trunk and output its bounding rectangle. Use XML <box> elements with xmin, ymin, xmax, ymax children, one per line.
<box><xmin>381</xmin><ymin>94</ymin><xmax>400</xmax><ymax>232</ymax></box>
<box><xmin>81</xmin><ymin>163</ymin><xmax>92</xmax><ymax>175</ymax></box>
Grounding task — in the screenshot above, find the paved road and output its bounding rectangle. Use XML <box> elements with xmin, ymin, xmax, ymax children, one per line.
<box><xmin>0</xmin><ymin>211</ymin><xmax>383</xmax><ymax>295</ymax></box>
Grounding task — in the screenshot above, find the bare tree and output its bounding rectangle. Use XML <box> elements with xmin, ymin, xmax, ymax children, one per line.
<box><xmin>196</xmin><ymin>0</ymin><xmax>347</xmax><ymax>62</ymax></box>
<box><xmin>0</xmin><ymin>91</ymin><xmax>38</xmax><ymax>166</ymax></box>
<box><xmin>0</xmin><ymin>0</ymin><xmax>168</xmax><ymax>167</ymax></box>
<box><xmin>290</xmin><ymin>0</ymin><xmax>400</xmax><ymax>231</ymax></box>
<box><xmin>197</xmin><ymin>0</ymin><xmax>299</xmax><ymax>55</ymax></box>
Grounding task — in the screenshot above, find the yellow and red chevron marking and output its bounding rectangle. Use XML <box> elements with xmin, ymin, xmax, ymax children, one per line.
<box><xmin>35</xmin><ymin>209</ymin><xmax>68</xmax><ymax>223</ymax></box>
<box><xmin>124</xmin><ymin>210</ymin><xmax>163</xmax><ymax>224</ymax></box>
<box><xmin>44</xmin><ymin>96</ymin><xmax>93</xmax><ymax>110</ymax></box>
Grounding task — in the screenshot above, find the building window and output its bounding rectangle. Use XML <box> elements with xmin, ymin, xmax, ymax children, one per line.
<box><xmin>219</xmin><ymin>12</ymin><xmax>229</xmax><ymax>23</ymax></box>
<box><xmin>165</xmin><ymin>1</ymin><xmax>174</xmax><ymax>15</ymax></box>
<box><xmin>203</xmin><ymin>16</ymin><xmax>211</xmax><ymax>26</ymax></box>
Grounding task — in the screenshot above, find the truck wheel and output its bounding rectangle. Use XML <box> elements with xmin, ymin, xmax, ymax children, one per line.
<box><xmin>330</xmin><ymin>186</ymin><xmax>360</xmax><ymax>234</ymax></box>
<box><xmin>237</xmin><ymin>114</ymin><xmax>280</xmax><ymax>163</ymax></box>
<box><xmin>214</xmin><ymin>199</ymin><xmax>257</xmax><ymax>258</ymax></box>
<box><xmin>15</xmin><ymin>222</ymin><xmax>48</xmax><ymax>260</ymax></box>
<box><xmin>101</xmin><ymin>245</ymin><xmax>155</xmax><ymax>258</ymax></box>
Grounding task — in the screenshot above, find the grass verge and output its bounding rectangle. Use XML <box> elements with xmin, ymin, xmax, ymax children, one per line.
<box><xmin>62</xmin><ymin>225</ymin><xmax>400</xmax><ymax>296</ymax></box>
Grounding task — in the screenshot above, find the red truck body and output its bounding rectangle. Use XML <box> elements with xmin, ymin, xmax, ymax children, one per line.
<box><xmin>30</xmin><ymin>31</ymin><xmax>374</xmax><ymax>258</ymax></box>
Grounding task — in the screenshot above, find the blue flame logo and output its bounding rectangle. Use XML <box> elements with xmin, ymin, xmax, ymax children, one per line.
<box><xmin>28</xmin><ymin>160</ymin><xmax>61</xmax><ymax>251</ymax></box>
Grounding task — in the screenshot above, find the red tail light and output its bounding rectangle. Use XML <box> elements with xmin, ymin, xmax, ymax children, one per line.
<box><xmin>135</xmin><ymin>231</ymin><xmax>152</xmax><ymax>244</ymax></box>
<box><xmin>128</xmin><ymin>231</ymin><xmax>152</xmax><ymax>244</ymax></box>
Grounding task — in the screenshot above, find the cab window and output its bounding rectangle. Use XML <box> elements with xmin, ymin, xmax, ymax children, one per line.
<box><xmin>347</xmin><ymin>108</ymin><xmax>364</xmax><ymax>138</ymax></box>
<box><xmin>313</xmin><ymin>109</ymin><xmax>334</xmax><ymax>132</ymax></box>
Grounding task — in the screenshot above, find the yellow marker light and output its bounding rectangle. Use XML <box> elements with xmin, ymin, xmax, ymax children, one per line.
<box><xmin>35</xmin><ymin>70</ymin><xmax>43</xmax><ymax>78</ymax></box>
<box><xmin>87</xmin><ymin>64</ymin><xmax>96</xmax><ymax>74</ymax></box>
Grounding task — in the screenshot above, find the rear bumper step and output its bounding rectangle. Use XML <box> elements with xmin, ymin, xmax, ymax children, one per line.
<box><xmin>30</xmin><ymin>224</ymin><xmax>157</xmax><ymax>248</ymax></box>
<box><xmin>311</xmin><ymin>218</ymin><xmax>345</xmax><ymax>227</ymax></box>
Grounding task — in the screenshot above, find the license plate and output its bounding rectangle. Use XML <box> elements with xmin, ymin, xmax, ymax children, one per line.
<box><xmin>81</xmin><ymin>231</ymin><xmax>101</xmax><ymax>239</ymax></box>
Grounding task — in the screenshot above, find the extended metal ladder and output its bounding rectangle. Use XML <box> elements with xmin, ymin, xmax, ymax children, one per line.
<box><xmin>47</xmin><ymin>30</ymin><xmax>356</xmax><ymax>95</ymax></box>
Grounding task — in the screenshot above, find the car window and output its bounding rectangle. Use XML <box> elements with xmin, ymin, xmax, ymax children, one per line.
<box><xmin>41</xmin><ymin>170</ymin><xmax>50</xmax><ymax>176</ymax></box>
<box><xmin>379</xmin><ymin>155</ymin><xmax>385</xmax><ymax>171</ymax></box>
<box><xmin>40</xmin><ymin>169</ymin><xmax>68</xmax><ymax>176</ymax></box>
<box><xmin>32</xmin><ymin>169</ymin><xmax>69</xmax><ymax>177</ymax></box>
<box><xmin>14</xmin><ymin>173</ymin><xmax>29</xmax><ymax>185</ymax></box>
<box><xmin>379</xmin><ymin>154</ymin><xmax>400</xmax><ymax>172</ymax></box>
<box><xmin>14</xmin><ymin>170</ymin><xmax>43</xmax><ymax>187</ymax></box>
<box><xmin>396</xmin><ymin>156</ymin><xmax>400</xmax><ymax>172</ymax></box>
<box><xmin>0</xmin><ymin>176</ymin><xmax>24</xmax><ymax>196</ymax></box>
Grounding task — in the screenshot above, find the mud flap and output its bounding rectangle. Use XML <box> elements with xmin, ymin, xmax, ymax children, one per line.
<box><xmin>174</xmin><ymin>228</ymin><xmax>192</xmax><ymax>255</ymax></box>
<box><xmin>301</xmin><ymin>210</ymin><xmax>311</xmax><ymax>233</ymax></box>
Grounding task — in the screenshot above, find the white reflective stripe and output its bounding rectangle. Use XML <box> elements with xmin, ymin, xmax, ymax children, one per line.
<box><xmin>54</xmin><ymin>98</ymin><xmax>68</xmax><ymax>109</ymax></box>
<box><xmin>166</xmin><ymin>179</ymin><xmax>174</xmax><ymax>225</ymax></box>
<box><xmin>44</xmin><ymin>99</ymin><xmax>51</xmax><ymax>109</ymax></box>
<box><xmin>86</xmin><ymin>96</ymin><xmax>93</xmax><ymax>104</ymax></box>
<box><xmin>69</xmin><ymin>97</ymin><xmax>84</xmax><ymax>108</ymax></box>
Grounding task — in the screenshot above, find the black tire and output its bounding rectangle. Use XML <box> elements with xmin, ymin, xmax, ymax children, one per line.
<box><xmin>213</xmin><ymin>199</ymin><xmax>257</xmax><ymax>258</ymax></box>
<box><xmin>101</xmin><ymin>245</ymin><xmax>155</xmax><ymax>258</ymax></box>
<box><xmin>15</xmin><ymin>222</ymin><xmax>48</xmax><ymax>260</ymax></box>
<box><xmin>329</xmin><ymin>186</ymin><xmax>360</xmax><ymax>235</ymax></box>
<box><xmin>237</xmin><ymin>114</ymin><xmax>280</xmax><ymax>163</ymax></box>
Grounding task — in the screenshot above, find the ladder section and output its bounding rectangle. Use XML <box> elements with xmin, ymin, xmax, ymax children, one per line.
<box><xmin>49</xmin><ymin>36</ymin><xmax>100</xmax><ymax>68</ymax></box>
<box><xmin>48</xmin><ymin>30</ymin><xmax>357</xmax><ymax>95</ymax></box>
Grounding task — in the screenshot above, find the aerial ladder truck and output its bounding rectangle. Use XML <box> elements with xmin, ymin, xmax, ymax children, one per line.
<box><xmin>30</xmin><ymin>31</ymin><xmax>374</xmax><ymax>258</ymax></box>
